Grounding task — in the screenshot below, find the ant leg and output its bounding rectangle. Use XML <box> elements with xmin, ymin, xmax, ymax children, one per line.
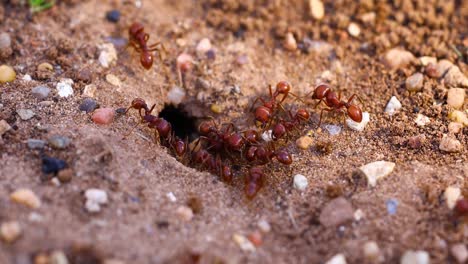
<box><xmin>318</xmin><ymin>108</ymin><xmax>334</xmax><ymax>127</ymax></box>
<box><xmin>249</xmin><ymin>97</ymin><xmax>267</xmax><ymax>112</ymax></box>
<box><xmin>146</xmin><ymin>104</ymin><xmax>156</xmax><ymax>115</ymax></box>
<box><xmin>347</xmin><ymin>94</ymin><xmax>365</xmax><ymax>106</ymax></box>
<box><xmin>269</xmin><ymin>84</ymin><xmax>273</xmax><ymax>98</ymax></box>
<box><xmin>147</xmin><ymin>42</ymin><xmax>161</xmax><ymax>50</ymax></box>
<box><xmin>314</xmin><ymin>100</ymin><xmax>323</xmax><ymax>108</ymax></box>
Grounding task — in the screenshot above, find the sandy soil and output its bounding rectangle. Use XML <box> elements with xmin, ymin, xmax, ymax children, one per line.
<box><xmin>0</xmin><ymin>0</ymin><xmax>467</xmax><ymax>263</ymax></box>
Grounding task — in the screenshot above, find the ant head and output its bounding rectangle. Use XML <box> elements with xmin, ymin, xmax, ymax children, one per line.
<box><xmin>140</xmin><ymin>52</ymin><xmax>154</xmax><ymax>70</ymax></box>
<box><xmin>275</xmin><ymin>81</ymin><xmax>291</xmax><ymax>95</ymax></box>
<box><xmin>221</xmin><ymin>164</ymin><xmax>233</xmax><ymax>182</ymax></box>
<box><xmin>198</xmin><ymin>121</ymin><xmax>212</xmax><ymax>135</ymax></box>
<box><xmin>174</xmin><ymin>139</ymin><xmax>186</xmax><ymax>156</ymax></box>
<box><xmin>347</xmin><ymin>104</ymin><xmax>363</xmax><ymax>123</ymax></box>
<box><xmin>312</xmin><ymin>84</ymin><xmax>330</xmax><ymax>99</ymax></box>
<box><xmin>227</xmin><ymin>134</ymin><xmax>244</xmax><ymax>151</ymax></box>
<box><xmin>245</xmin><ymin>146</ymin><xmax>258</xmax><ymax>162</ymax></box>
<box><xmin>129</xmin><ymin>22</ymin><xmax>144</xmax><ymax>36</ymax></box>
<box><xmin>131</xmin><ymin>98</ymin><xmax>147</xmax><ymax>110</ymax></box>
<box><xmin>295</xmin><ymin>109</ymin><xmax>310</xmax><ymax>121</ymax></box>
<box><xmin>276</xmin><ymin>149</ymin><xmax>292</xmax><ymax>165</ymax></box>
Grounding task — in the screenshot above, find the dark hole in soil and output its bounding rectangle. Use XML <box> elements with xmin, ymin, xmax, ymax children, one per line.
<box><xmin>158</xmin><ymin>104</ymin><xmax>199</xmax><ymax>141</ymax></box>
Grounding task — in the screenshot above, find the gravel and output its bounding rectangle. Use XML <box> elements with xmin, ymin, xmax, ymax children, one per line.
<box><xmin>42</xmin><ymin>156</ymin><xmax>67</xmax><ymax>174</ymax></box>
<box><xmin>359</xmin><ymin>160</ymin><xmax>396</xmax><ymax>187</ymax></box>
<box><xmin>27</xmin><ymin>139</ymin><xmax>46</xmax><ymax>149</ymax></box>
<box><xmin>309</xmin><ymin>0</ymin><xmax>324</xmax><ymax>20</ymax></box>
<box><xmin>79</xmin><ymin>98</ymin><xmax>99</xmax><ymax>113</ymax></box>
<box><xmin>56</xmin><ymin>78</ymin><xmax>74</xmax><ymax>98</ymax></box>
<box><xmin>325</xmin><ymin>254</ymin><xmax>346</xmax><ymax>264</ymax></box>
<box><xmin>446</xmin><ymin>88</ymin><xmax>465</xmax><ymax>109</ymax></box>
<box><xmin>382</xmin><ymin>48</ymin><xmax>415</xmax><ymax>69</ymax></box>
<box><xmin>0</xmin><ymin>119</ymin><xmax>11</xmax><ymax>136</ymax></box>
<box><xmin>414</xmin><ymin>114</ymin><xmax>430</xmax><ymax>127</ymax></box>
<box><xmin>293</xmin><ymin>174</ymin><xmax>308</xmax><ymax>191</ymax></box>
<box><xmin>31</xmin><ymin>85</ymin><xmax>51</xmax><ymax>99</ymax></box>
<box><xmin>346</xmin><ymin>112</ymin><xmax>370</xmax><ymax>131</ymax></box>
<box><xmin>196</xmin><ymin>38</ymin><xmax>212</xmax><ymax>56</ymax></box>
<box><xmin>85</xmin><ymin>188</ymin><xmax>108</xmax><ymax>213</ymax></box>
<box><xmin>233</xmin><ymin>233</ymin><xmax>256</xmax><ymax>252</ymax></box>
<box><xmin>405</xmin><ymin>73</ymin><xmax>424</xmax><ymax>92</ymax></box>
<box><xmin>400</xmin><ymin>250</ymin><xmax>429</xmax><ymax>264</ymax></box>
<box><xmin>0</xmin><ymin>64</ymin><xmax>16</xmax><ymax>83</ymax></box>
<box><xmin>319</xmin><ymin>197</ymin><xmax>354</xmax><ymax>227</ymax></box>
<box><xmin>363</xmin><ymin>241</ymin><xmax>382</xmax><ymax>262</ymax></box>
<box><xmin>347</xmin><ymin>22</ymin><xmax>360</xmax><ymax>37</ymax></box>
<box><xmin>176</xmin><ymin>206</ymin><xmax>194</xmax><ymax>221</ymax></box>
<box><xmin>384</xmin><ymin>96</ymin><xmax>402</xmax><ymax>115</ymax></box>
<box><xmin>0</xmin><ymin>32</ymin><xmax>12</xmax><ymax>59</ymax></box>
<box><xmin>16</xmin><ymin>109</ymin><xmax>35</xmax><ymax>120</ymax></box>
<box><xmin>284</xmin><ymin>32</ymin><xmax>297</xmax><ymax>51</ymax></box>
<box><xmin>83</xmin><ymin>84</ymin><xmax>97</xmax><ymax>98</ymax></box>
<box><xmin>106</xmin><ymin>74</ymin><xmax>121</xmax><ymax>87</ymax></box>
<box><xmin>98</xmin><ymin>43</ymin><xmax>118</xmax><ymax>68</ymax></box>
<box><xmin>439</xmin><ymin>134</ymin><xmax>463</xmax><ymax>153</ymax></box>
<box><xmin>10</xmin><ymin>188</ymin><xmax>41</xmax><ymax>209</ymax></box>
<box><xmin>296</xmin><ymin>136</ymin><xmax>313</xmax><ymax>149</ymax></box>
<box><xmin>167</xmin><ymin>86</ymin><xmax>186</xmax><ymax>105</ymax></box>
<box><xmin>106</xmin><ymin>10</ymin><xmax>120</xmax><ymax>23</ymax></box>
<box><xmin>386</xmin><ymin>198</ymin><xmax>398</xmax><ymax>215</ymax></box>
<box><xmin>0</xmin><ymin>221</ymin><xmax>21</xmax><ymax>243</ymax></box>
<box><xmin>450</xmin><ymin>244</ymin><xmax>468</xmax><ymax>264</ymax></box>
<box><xmin>48</xmin><ymin>135</ymin><xmax>71</xmax><ymax>149</ymax></box>
<box><xmin>92</xmin><ymin>108</ymin><xmax>115</xmax><ymax>125</ymax></box>
<box><xmin>444</xmin><ymin>186</ymin><xmax>461</xmax><ymax>209</ymax></box>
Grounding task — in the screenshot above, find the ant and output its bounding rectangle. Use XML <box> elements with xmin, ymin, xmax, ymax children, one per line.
<box><xmin>198</xmin><ymin>120</ymin><xmax>245</xmax><ymax>154</ymax></box>
<box><xmin>192</xmin><ymin>148</ymin><xmax>233</xmax><ymax>182</ymax></box>
<box><xmin>310</xmin><ymin>83</ymin><xmax>363</xmax><ymax>126</ymax></box>
<box><xmin>272</xmin><ymin>108</ymin><xmax>310</xmax><ymax>141</ymax></box>
<box><xmin>245</xmin><ymin>166</ymin><xmax>265</xmax><ymax>199</ymax></box>
<box><xmin>250</xmin><ymin>81</ymin><xmax>296</xmax><ymax>126</ymax></box>
<box><xmin>128</xmin><ymin>22</ymin><xmax>165</xmax><ymax>70</ymax></box>
<box><xmin>245</xmin><ymin>143</ymin><xmax>292</xmax><ymax>166</ymax></box>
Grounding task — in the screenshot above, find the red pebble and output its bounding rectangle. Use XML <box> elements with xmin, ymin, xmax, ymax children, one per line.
<box><xmin>92</xmin><ymin>108</ymin><xmax>115</xmax><ymax>125</ymax></box>
<box><xmin>177</xmin><ymin>53</ymin><xmax>193</xmax><ymax>72</ymax></box>
<box><xmin>455</xmin><ymin>198</ymin><xmax>468</xmax><ymax>216</ymax></box>
<box><xmin>247</xmin><ymin>230</ymin><xmax>263</xmax><ymax>247</ymax></box>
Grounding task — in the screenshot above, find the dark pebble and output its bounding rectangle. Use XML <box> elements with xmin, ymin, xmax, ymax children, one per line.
<box><xmin>42</xmin><ymin>156</ymin><xmax>67</xmax><ymax>174</ymax></box>
<box><xmin>206</xmin><ymin>49</ymin><xmax>216</xmax><ymax>60</ymax></box>
<box><xmin>27</xmin><ymin>139</ymin><xmax>46</xmax><ymax>150</ymax></box>
<box><xmin>115</xmin><ymin>107</ymin><xmax>127</xmax><ymax>114</ymax></box>
<box><xmin>79</xmin><ymin>98</ymin><xmax>99</xmax><ymax>113</ymax></box>
<box><xmin>106</xmin><ymin>10</ymin><xmax>120</xmax><ymax>23</ymax></box>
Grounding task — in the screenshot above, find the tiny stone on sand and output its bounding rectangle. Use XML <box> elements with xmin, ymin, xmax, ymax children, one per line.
<box><xmin>31</xmin><ymin>85</ymin><xmax>51</xmax><ymax>99</ymax></box>
<box><xmin>98</xmin><ymin>43</ymin><xmax>118</xmax><ymax>68</ymax></box>
<box><xmin>233</xmin><ymin>233</ymin><xmax>256</xmax><ymax>252</ymax></box>
<box><xmin>0</xmin><ymin>119</ymin><xmax>11</xmax><ymax>136</ymax></box>
<box><xmin>92</xmin><ymin>108</ymin><xmax>115</xmax><ymax>125</ymax></box>
<box><xmin>448</xmin><ymin>110</ymin><xmax>468</xmax><ymax>126</ymax></box>
<box><xmin>401</xmin><ymin>250</ymin><xmax>429</xmax><ymax>264</ymax></box>
<box><xmin>324</xmin><ymin>124</ymin><xmax>341</xmax><ymax>135</ymax></box>
<box><xmin>444</xmin><ymin>186</ymin><xmax>461</xmax><ymax>209</ymax></box>
<box><xmin>359</xmin><ymin>160</ymin><xmax>395</xmax><ymax>187</ymax></box>
<box><xmin>257</xmin><ymin>219</ymin><xmax>271</xmax><ymax>233</ymax></box>
<box><xmin>296</xmin><ymin>136</ymin><xmax>313</xmax><ymax>149</ymax></box>
<box><xmin>176</xmin><ymin>206</ymin><xmax>194</xmax><ymax>221</ymax></box>
<box><xmin>363</xmin><ymin>241</ymin><xmax>383</xmax><ymax>262</ymax></box>
<box><xmin>196</xmin><ymin>38</ymin><xmax>211</xmax><ymax>56</ymax></box>
<box><xmin>284</xmin><ymin>32</ymin><xmax>297</xmax><ymax>51</ymax></box>
<box><xmin>10</xmin><ymin>188</ymin><xmax>41</xmax><ymax>209</ymax></box>
<box><xmin>448</xmin><ymin>122</ymin><xmax>463</xmax><ymax>134</ymax></box>
<box><xmin>16</xmin><ymin>109</ymin><xmax>35</xmax><ymax>120</ymax></box>
<box><xmin>383</xmin><ymin>48</ymin><xmax>415</xmax><ymax>69</ymax></box>
<box><xmin>384</xmin><ymin>96</ymin><xmax>402</xmax><ymax>115</ymax></box>
<box><xmin>325</xmin><ymin>254</ymin><xmax>346</xmax><ymax>264</ymax></box>
<box><xmin>309</xmin><ymin>0</ymin><xmax>324</xmax><ymax>20</ymax></box>
<box><xmin>293</xmin><ymin>174</ymin><xmax>308</xmax><ymax>191</ymax></box>
<box><xmin>167</xmin><ymin>86</ymin><xmax>186</xmax><ymax>105</ymax></box>
<box><xmin>451</xmin><ymin>244</ymin><xmax>468</xmax><ymax>264</ymax></box>
<box><xmin>439</xmin><ymin>134</ymin><xmax>463</xmax><ymax>153</ymax></box>
<box><xmin>83</xmin><ymin>84</ymin><xmax>97</xmax><ymax>98</ymax></box>
<box><xmin>446</xmin><ymin>88</ymin><xmax>465</xmax><ymax>109</ymax></box>
<box><xmin>166</xmin><ymin>192</ymin><xmax>177</xmax><ymax>202</ymax></box>
<box><xmin>346</xmin><ymin>112</ymin><xmax>370</xmax><ymax>131</ymax></box>
<box><xmin>319</xmin><ymin>197</ymin><xmax>354</xmax><ymax>227</ymax></box>
<box><xmin>414</xmin><ymin>114</ymin><xmax>430</xmax><ymax>127</ymax></box>
<box><xmin>84</xmin><ymin>188</ymin><xmax>108</xmax><ymax>213</ymax></box>
<box><xmin>406</xmin><ymin>73</ymin><xmax>424</xmax><ymax>92</ymax></box>
<box><xmin>347</xmin><ymin>23</ymin><xmax>360</xmax><ymax>37</ymax></box>
<box><xmin>56</xmin><ymin>78</ymin><xmax>74</xmax><ymax>98</ymax></box>
<box><xmin>106</xmin><ymin>74</ymin><xmax>121</xmax><ymax>87</ymax></box>
<box><xmin>1</xmin><ymin>221</ymin><xmax>22</xmax><ymax>243</ymax></box>
<box><xmin>0</xmin><ymin>64</ymin><xmax>16</xmax><ymax>83</ymax></box>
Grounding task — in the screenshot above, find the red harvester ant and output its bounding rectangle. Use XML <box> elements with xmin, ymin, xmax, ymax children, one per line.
<box><xmin>192</xmin><ymin>148</ymin><xmax>233</xmax><ymax>182</ymax></box>
<box><xmin>128</xmin><ymin>22</ymin><xmax>165</xmax><ymax>70</ymax></box>
<box><xmin>245</xmin><ymin>143</ymin><xmax>292</xmax><ymax>166</ymax></box>
<box><xmin>310</xmin><ymin>83</ymin><xmax>363</xmax><ymax>126</ymax></box>
<box><xmin>272</xmin><ymin>108</ymin><xmax>310</xmax><ymax>141</ymax></box>
<box><xmin>245</xmin><ymin>166</ymin><xmax>265</xmax><ymax>199</ymax></box>
<box><xmin>198</xmin><ymin>120</ymin><xmax>245</xmax><ymax>154</ymax></box>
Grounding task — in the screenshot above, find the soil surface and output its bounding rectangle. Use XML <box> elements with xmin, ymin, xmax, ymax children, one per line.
<box><xmin>0</xmin><ymin>0</ymin><xmax>467</xmax><ymax>263</ymax></box>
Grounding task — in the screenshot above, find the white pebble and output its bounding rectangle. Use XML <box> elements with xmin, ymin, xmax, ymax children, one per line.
<box><xmin>354</xmin><ymin>209</ymin><xmax>365</xmax><ymax>221</ymax></box>
<box><xmin>447</xmin><ymin>88</ymin><xmax>465</xmax><ymax>109</ymax></box>
<box><xmin>414</xmin><ymin>114</ymin><xmax>430</xmax><ymax>127</ymax></box>
<box><xmin>293</xmin><ymin>174</ymin><xmax>308</xmax><ymax>191</ymax></box>
<box><xmin>28</xmin><ymin>212</ymin><xmax>43</xmax><ymax>222</ymax></box>
<box><xmin>406</xmin><ymin>73</ymin><xmax>424</xmax><ymax>92</ymax></box>
<box><xmin>309</xmin><ymin>0</ymin><xmax>325</xmax><ymax>20</ymax></box>
<box><xmin>261</xmin><ymin>130</ymin><xmax>273</xmax><ymax>142</ymax></box>
<box><xmin>347</xmin><ymin>23</ymin><xmax>360</xmax><ymax>37</ymax></box>
<box><xmin>84</xmin><ymin>188</ymin><xmax>108</xmax><ymax>213</ymax></box>
<box><xmin>384</xmin><ymin>96</ymin><xmax>402</xmax><ymax>115</ymax></box>
<box><xmin>50</xmin><ymin>250</ymin><xmax>69</xmax><ymax>264</ymax></box>
<box><xmin>257</xmin><ymin>219</ymin><xmax>271</xmax><ymax>233</ymax></box>
<box><xmin>401</xmin><ymin>250</ymin><xmax>430</xmax><ymax>264</ymax></box>
<box><xmin>383</xmin><ymin>48</ymin><xmax>415</xmax><ymax>69</ymax></box>
<box><xmin>439</xmin><ymin>134</ymin><xmax>463</xmax><ymax>153</ymax></box>
<box><xmin>196</xmin><ymin>38</ymin><xmax>212</xmax><ymax>56</ymax></box>
<box><xmin>16</xmin><ymin>109</ymin><xmax>35</xmax><ymax>120</ymax></box>
<box><xmin>56</xmin><ymin>78</ymin><xmax>74</xmax><ymax>98</ymax></box>
<box><xmin>324</xmin><ymin>124</ymin><xmax>342</xmax><ymax>135</ymax></box>
<box><xmin>284</xmin><ymin>32</ymin><xmax>297</xmax><ymax>51</ymax></box>
<box><xmin>106</xmin><ymin>74</ymin><xmax>121</xmax><ymax>87</ymax></box>
<box><xmin>176</xmin><ymin>206</ymin><xmax>194</xmax><ymax>221</ymax></box>
<box><xmin>167</xmin><ymin>86</ymin><xmax>186</xmax><ymax>105</ymax></box>
<box><xmin>444</xmin><ymin>186</ymin><xmax>461</xmax><ymax>210</ymax></box>
<box><xmin>359</xmin><ymin>160</ymin><xmax>395</xmax><ymax>187</ymax></box>
<box><xmin>98</xmin><ymin>43</ymin><xmax>118</xmax><ymax>68</ymax></box>
<box><xmin>325</xmin><ymin>254</ymin><xmax>347</xmax><ymax>264</ymax></box>
<box><xmin>0</xmin><ymin>119</ymin><xmax>11</xmax><ymax>136</ymax></box>
<box><xmin>166</xmin><ymin>192</ymin><xmax>177</xmax><ymax>202</ymax></box>
<box><xmin>363</xmin><ymin>241</ymin><xmax>383</xmax><ymax>262</ymax></box>
<box><xmin>83</xmin><ymin>84</ymin><xmax>97</xmax><ymax>98</ymax></box>
<box><xmin>419</xmin><ymin>56</ymin><xmax>437</xmax><ymax>66</ymax></box>
<box><xmin>233</xmin><ymin>233</ymin><xmax>256</xmax><ymax>252</ymax></box>
<box><xmin>22</xmin><ymin>74</ymin><xmax>32</xmax><ymax>81</ymax></box>
<box><xmin>346</xmin><ymin>112</ymin><xmax>370</xmax><ymax>131</ymax></box>
<box><xmin>451</xmin><ymin>244</ymin><xmax>468</xmax><ymax>264</ymax></box>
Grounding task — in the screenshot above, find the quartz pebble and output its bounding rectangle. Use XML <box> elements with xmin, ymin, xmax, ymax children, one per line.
<box><xmin>22</xmin><ymin>74</ymin><xmax>32</xmax><ymax>81</ymax></box>
<box><xmin>261</xmin><ymin>130</ymin><xmax>273</xmax><ymax>142</ymax></box>
<box><xmin>31</xmin><ymin>85</ymin><xmax>51</xmax><ymax>99</ymax></box>
<box><xmin>257</xmin><ymin>219</ymin><xmax>271</xmax><ymax>233</ymax></box>
<box><xmin>0</xmin><ymin>32</ymin><xmax>12</xmax><ymax>58</ymax></box>
<box><xmin>0</xmin><ymin>119</ymin><xmax>11</xmax><ymax>136</ymax></box>
<box><xmin>92</xmin><ymin>108</ymin><xmax>115</xmax><ymax>125</ymax></box>
<box><xmin>383</xmin><ymin>48</ymin><xmax>415</xmax><ymax>69</ymax></box>
<box><xmin>293</xmin><ymin>174</ymin><xmax>308</xmax><ymax>191</ymax></box>
<box><xmin>325</xmin><ymin>254</ymin><xmax>346</xmax><ymax>264</ymax></box>
<box><xmin>284</xmin><ymin>32</ymin><xmax>297</xmax><ymax>51</ymax></box>
<box><xmin>447</xmin><ymin>88</ymin><xmax>465</xmax><ymax>109</ymax></box>
<box><xmin>48</xmin><ymin>135</ymin><xmax>71</xmax><ymax>149</ymax></box>
<box><xmin>419</xmin><ymin>56</ymin><xmax>437</xmax><ymax>66</ymax></box>
<box><xmin>439</xmin><ymin>134</ymin><xmax>463</xmax><ymax>153</ymax></box>
<box><xmin>56</xmin><ymin>78</ymin><xmax>74</xmax><ymax>98</ymax></box>
<box><xmin>451</xmin><ymin>244</ymin><xmax>468</xmax><ymax>264</ymax></box>
<box><xmin>176</xmin><ymin>206</ymin><xmax>194</xmax><ymax>221</ymax></box>
<box><xmin>303</xmin><ymin>39</ymin><xmax>333</xmax><ymax>55</ymax></box>
<box><xmin>319</xmin><ymin>197</ymin><xmax>354</xmax><ymax>227</ymax></box>
<box><xmin>448</xmin><ymin>110</ymin><xmax>468</xmax><ymax>126</ymax></box>
<box><xmin>406</xmin><ymin>73</ymin><xmax>424</xmax><ymax>92</ymax></box>
<box><xmin>400</xmin><ymin>250</ymin><xmax>429</xmax><ymax>264</ymax></box>
<box><xmin>233</xmin><ymin>233</ymin><xmax>256</xmax><ymax>252</ymax></box>
<box><xmin>444</xmin><ymin>186</ymin><xmax>461</xmax><ymax>209</ymax></box>
<box><xmin>0</xmin><ymin>64</ymin><xmax>16</xmax><ymax>83</ymax></box>
<box><xmin>0</xmin><ymin>221</ymin><xmax>21</xmax><ymax>243</ymax></box>
<box><xmin>414</xmin><ymin>114</ymin><xmax>430</xmax><ymax>127</ymax></box>
<box><xmin>386</xmin><ymin>198</ymin><xmax>398</xmax><ymax>215</ymax></box>
<box><xmin>27</xmin><ymin>139</ymin><xmax>46</xmax><ymax>149</ymax></box>
<box><xmin>84</xmin><ymin>188</ymin><xmax>108</xmax><ymax>213</ymax></box>
<box><xmin>296</xmin><ymin>136</ymin><xmax>313</xmax><ymax>149</ymax></box>
<box><xmin>324</xmin><ymin>124</ymin><xmax>341</xmax><ymax>135</ymax></box>
<box><xmin>347</xmin><ymin>23</ymin><xmax>360</xmax><ymax>37</ymax></box>
<box><xmin>79</xmin><ymin>98</ymin><xmax>99</xmax><ymax>113</ymax></box>
<box><xmin>106</xmin><ymin>74</ymin><xmax>121</xmax><ymax>87</ymax></box>
<box><xmin>98</xmin><ymin>43</ymin><xmax>118</xmax><ymax>68</ymax></box>
<box><xmin>384</xmin><ymin>96</ymin><xmax>402</xmax><ymax>115</ymax></box>
<box><xmin>50</xmin><ymin>251</ymin><xmax>69</xmax><ymax>264</ymax></box>
<box><xmin>359</xmin><ymin>160</ymin><xmax>395</xmax><ymax>187</ymax></box>
<box><xmin>346</xmin><ymin>112</ymin><xmax>370</xmax><ymax>131</ymax></box>
<box><xmin>176</xmin><ymin>53</ymin><xmax>193</xmax><ymax>72</ymax></box>
<box><xmin>166</xmin><ymin>192</ymin><xmax>177</xmax><ymax>202</ymax></box>
<box><xmin>196</xmin><ymin>38</ymin><xmax>212</xmax><ymax>56</ymax></box>
<box><xmin>10</xmin><ymin>189</ymin><xmax>41</xmax><ymax>209</ymax></box>
<box><xmin>363</xmin><ymin>241</ymin><xmax>383</xmax><ymax>262</ymax></box>
<box><xmin>448</xmin><ymin>122</ymin><xmax>463</xmax><ymax>134</ymax></box>
<box><xmin>354</xmin><ymin>209</ymin><xmax>364</xmax><ymax>221</ymax></box>
<box><xmin>167</xmin><ymin>86</ymin><xmax>186</xmax><ymax>105</ymax></box>
<box><xmin>443</xmin><ymin>63</ymin><xmax>468</xmax><ymax>88</ymax></box>
<box><xmin>309</xmin><ymin>0</ymin><xmax>324</xmax><ymax>20</ymax></box>
<box><xmin>83</xmin><ymin>84</ymin><xmax>97</xmax><ymax>98</ymax></box>
<box><xmin>16</xmin><ymin>109</ymin><xmax>35</xmax><ymax>120</ymax></box>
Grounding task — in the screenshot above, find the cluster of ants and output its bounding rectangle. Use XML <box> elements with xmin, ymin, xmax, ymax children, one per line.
<box><xmin>125</xmin><ymin>22</ymin><xmax>364</xmax><ymax>198</ymax></box>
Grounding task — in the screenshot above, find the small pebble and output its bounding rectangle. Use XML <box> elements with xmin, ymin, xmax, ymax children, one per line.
<box><xmin>284</xmin><ymin>32</ymin><xmax>297</xmax><ymax>51</ymax></box>
<box><xmin>48</xmin><ymin>135</ymin><xmax>71</xmax><ymax>149</ymax></box>
<box><xmin>257</xmin><ymin>219</ymin><xmax>271</xmax><ymax>233</ymax></box>
<box><xmin>447</xmin><ymin>88</ymin><xmax>465</xmax><ymax>109</ymax></box>
<box><xmin>205</xmin><ymin>49</ymin><xmax>216</xmax><ymax>60</ymax></box>
<box><xmin>293</xmin><ymin>174</ymin><xmax>308</xmax><ymax>191</ymax></box>
<box><xmin>0</xmin><ymin>119</ymin><xmax>11</xmax><ymax>136</ymax></box>
<box><xmin>79</xmin><ymin>98</ymin><xmax>99</xmax><ymax>113</ymax></box>
<box><xmin>233</xmin><ymin>233</ymin><xmax>256</xmax><ymax>252</ymax></box>
<box><xmin>196</xmin><ymin>38</ymin><xmax>212</xmax><ymax>56</ymax></box>
<box><xmin>296</xmin><ymin>136</ymin><xmax>313</xmax><ymax>149</ymax></box>
<box><xmin>31</xmin><ymin>85</ymin><xmax>51</xmax><ymax>99</ymax></box>
<box><xmin>382</xmin><ymin>48</ymin><xmax>415</xmax><ymax>69</ymax></box>
<box><xmin>210</xmin><ymin>104</ymin><xmax>223</xmax><ymax>114</ymax></box>
<box><xmin>236</xmin><ymin>54</ymin><xmax>249</xmax><ymax>65</ymax></box>
<box><xmin>347</xmin><ymin>23</ymin><xmax>360</xmax><ymax>37</ymax></box>
<box><xmin>0</xmin><ymin>221</ymin><xmax>21</xmax><ymax>243</ymax></box>
<box><xmin>346</xmin><ymin>112</ymin><xmax>370</xmax><ymax>131</ymax></box>
<box><xmin>407</xmin><ymin>135</ymin><xmax>425</xmax><ymax>149</ymax></box>
<box><xmin>0</xmin><ymin>65</ymin><xmax>16</xmax><ymax>83</ymax></box>
<box><xmin>92</xmin><ymin>108</ymin><xmax>115</xmax><ymax>125</ymax></box>
<box><xmin>439</xmin><ymin>134</ymin><xmax>463</xmax><ymax>153</ymax></box>
<box><xmin>303</xmin><ymin>39</ymin><xmax>333</xmax><ymax>55</ymax></box>
<box><xmin>98</xmin><ymin>43</ymin><xmax>118</xmax><ymax>68</ymax></box>
<box><xmin>359</xmin><ymin>160</ymin><xmax>395</xmax><ymax>187</ymax></box>
<box><xmin>354</xmin><ymin>209</ymin><xmax>364</xmax><ymax>221</ymax></box>
<box><xmin>37</xmin><ymin>62</ymin><xmax>53</xmax><ymax>72</ymax></box>
<box><xmin>400</xmin><ymin>250</ymin><xmax>430</xmax><ymax>264</ymax></box>
<box><xmin>16</xmin><ymin>109</ymin><xmax>35</xmax><ymax>120</ymax></box>
<box><xmin>42</xmin><ymin>156</ymin><xmax>67</xmax><ymax>174</ymax></box>
<box><xmin>325</xmin><ymin>254</ymin><xmax>346</xmax><ymax>264</ymax></box>
<box><xmin>27</xmin><ymin>139</ymin><xmax>46</xmax><ymax>150</ymax></box>
<box><xmin>419</xmin><ymin>56</ymin><xmax>437</xmax><ymax>66</ymax></box>
<box><xmin>167</xmin><ymin>86</ymin><xmax>186</xmax><ymax>105</ymax></box>
<box><xmin>444</xmin><ymin>186</ymin><xmax>461</xmax><ymax>210</ymax></box>
<box><xmin>85</xmin><ymin>188</ymin><xmax>108</xmax><ymax>213</ymax></box>
<box><xmin>56</xmin><ymin>78</ymin><xmax>74</xmax><ymax>98</ymax></box>
<box><xmin>443</xmin><ymin>63</ymin><xmax>468</xmax><ymax>88</ymax></box>
<box><xmin>384</xmin><ymin>96</ymin><xmax>402</xmax><ymax>115</ymax></box>
<box><xmin>176</xmin><ymin>53</ymin><xmax>193</xmax><ymax>72</ymax></box>
<box><xmin>363</xmin><ymin>241</ymin><xmax>383</xmax><ymax>262</ymax></box>
<box><xmin>247</xmin><ymin>231</ymin><xmax>263</xmax><ymax>247</ymax></box>
<box><xmin>22</xmin><ymin>74</ymin><xmax>32</xmax><ymax>81</ymax></box>
<box><xmin>49</xmin><ymin>250</ymin><xmax>69</xmax><ymax>264</ymax></box>
<box><xmin>104</xmin><ymin>259</ymin><xmax>125</xmax><ymax>264</ymax></box>
<box><xmin>319</xmin><ymin>197</ymin><xmax>354</xmax><ymax>227</ymax></box>
<box><xmin>28</xmin><ymin>212</ymin><xmax>43</xmax><ymax>222</ymax></box>
<box><xmin>10</xmin><ymin>189</ymin><xmax>41</xmax><ymax>209</ymax></box>
<box><xmin>176</xmin><ymin>206</ymin><xmax>194</xmax><ymax>221</ymax></box>
<box><xmin>451</xmin><ymin>244</ymin><xmax>468</xmax><ymax>264</ymax></box>
<box><xmin>166</xmin><ymin>192</ymin><xmax>177</xmax><ymax>202</ymax></box>
<box><xmin>455</xmin><ymin>199</ymin><xmax>468</xmax><ymax>215</ymax></box>
<box><xmin>261</xmin><ymin>130</ymin><xmax>273</xmax><ymax>142</ymax></box>
<box><xmin>0</xmin><ymin>32</ymin><xmax>12</xmax><ymax>58</ymax></box>
<box><xmin>106</xmin><ymin>10</ymin><xmax>120</xmax><ymax>23</ymax></box>
<box><xmin>386</xmin><ymin>198</ymin><xmax>398</xmax><ymax>215</ymax></box>
<box><xmin>425</xmin><ymin>63</ymin><xmax>440</xmax><ymax>78</ymax></box>
<box><xmin>324</xmin><ymin>124</ymin><xmax>342</xmax><ymax>135</ymax></box>
<box><xmin>309</xmin><ymin>0</ymin><xmax>325</xmax><ymax>20</ymax></box>
<box><xmin>57</xmin><ymin>168</ymin><xmax>73</xmax><ymax>183</ymax></box>
<box><xmin>448</xmin><ymin>122</ymin><xmax>463</xmax><ymax>134</ymax></box>
<box><xmin>448</xmin><ymin>110</ymin><xmax>468</xmax><ymax>126</ymax></box>
<box><xmin>83</xmin><ymin>84</ymin><xmax>97</xmax><ymax>98</ymax></box>
<box><xmin>414</xmin><ymin>114</ymin><xmax>430</xmax><ymax>127</ymax></box>
<box><xmin>405</xmin><ymin>73</ymin><xmax>424</xmax><ymax>92</ymax></box>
